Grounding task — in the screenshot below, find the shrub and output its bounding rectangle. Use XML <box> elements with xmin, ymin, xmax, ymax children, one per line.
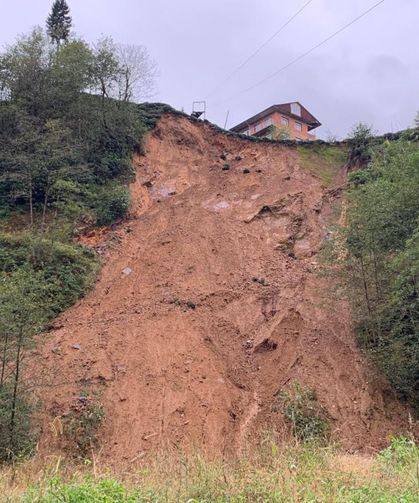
<box><xmin>63</xmin><ymin>394</ymin><xmax>105</xmax><ymax>459</ymax></box>
<box><xmin>94</xmin><ymin>185</ymin><xmax>130</xmax><ymax>226</ymax></box>
<box><xmin>24</xmin><ymin>478</ymin><xmax>138</xmax><ymax>503</ymax></box>
<box><xmin>272</xmin><ymin>381</ymin><xmax>330</xmax><ymax>441</ymax></box>
<box><xmin>378</xmin><ymin>436</ymin><xmax>419</xmax><ymax>469</ymax></box>
<box><xmin>0</xmin><ymin>232</ymin><xmax>98</xmax><ymax>316</ymax></box>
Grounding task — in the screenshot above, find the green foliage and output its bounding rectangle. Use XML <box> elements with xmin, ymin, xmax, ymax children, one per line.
<box><xmin>0</xmin><ymin>268</ymin><xmax>52</xmax><ymax>462</ymax></box>
<box><xmin>344</xmin><ymin>139</ymin><xmax>419</xmax><ymax>410</ymax></box>
<box><xmin>24</xmin><ymin>477</ymin><xmax>138</xmax><ymax>503</ymax></box>
<box><xmin>0</xmin><ymin>238</ymin><xmax>97</xmax><ymax>463</ymax></box>
<box><xmin>273</xmin><ymin>382</ymin><xmax>330</xmax><ymax>441</ymax></box>
<box><xmin>379</xmin><ymin>436</ymin><xmax>419</xmax><ymax>469</ymax></box>
<box><xmin>93</xmin><ymin>185</ymin><xmax>130</xmax><ymax>226</ymax></box>
<box><xmin>271</xmin><ymin>125</ymin><xmax>290</xmax><ymax>141</ymax></box>
<box><xmin>348</xmin><ymin>168</ymin><xmax>375</xmax><ymax>187</ymax></box>
<box><xmin>347</xmin><ymin>122</ymin><xmax>374</xmax><ymax>165</ymax></box>
<box><xmin>46</xmin><ymin>0</ymin><xmax>72</xmax><ymax>47</ymax></box>
<box><xmin>0</xmin><ymin>28</ymin><xmax>148</xmax><ymax>230</ymax></box>
<box><xmin>18</xmin><ymin>439</ymin><xmax>419</xmax><ymax>502</ymax></box>
<box><xmin>64</xmin><ymin>395</ymin><xmax>105</xmax><ymax>459</ymax></box>
<box><xmin>0</xmin><ymin>232</ymin><xmax>98</xmax><ymax>315</ymax></box>
<box><xmin>0</xmin><ymin>384</ymin><xmax>35</xmax><ymax>463</ymax></box>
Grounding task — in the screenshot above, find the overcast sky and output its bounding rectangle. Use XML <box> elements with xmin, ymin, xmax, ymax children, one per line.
<box><xmin>2</xmin><ymin>0</ymin><xmax>418</xmax><ymax>138</ymax></box>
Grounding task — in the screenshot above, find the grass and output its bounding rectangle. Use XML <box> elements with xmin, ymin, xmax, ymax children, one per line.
<box><xmin>0</xmin><ymin>437</ymin><xmax>417</xmax><ymax>502</ymax></box>
<box><xmin>297</xmin><ymin>144</ymin><xmax>348</xmax><ymax>187</ymax></box>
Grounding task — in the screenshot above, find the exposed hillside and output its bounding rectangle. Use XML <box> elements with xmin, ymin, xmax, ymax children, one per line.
<box><xmin>29</xmin><ymin>115</ymin><xmax>410</xmax><ymax>466</ymax></box>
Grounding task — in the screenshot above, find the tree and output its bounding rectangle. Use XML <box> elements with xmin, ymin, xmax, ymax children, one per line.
<box><xmin>271</xmin><ymin>125</ymin><xmax>290</xmax><ymax>141</ymax></box>
<box><xmin>0</xmin><ymin>110</ymin><xmax>43</xmax><ymax>225</ymax></box>
<box><xmin>46</xmin><ymin>0</ymin><xmax>72</xmax><ymax>48</ymax></box>
<box><xmin>0</xmin><ymin>268</ymin><xmax>50</xmax><ymax>461</ymax></box>
<box><xmin>116</xmin><ymin>44</ymin><xmax>157</xmax><ymax>102</ymax></box>
<box><xmin>90</xmin><ymin>37</ymin><xmax>120</xmax><ymax>125</ymax></box>
<box><xmin>0</xmin><ymin>28</ymin><xmax>53</xmax><ymax>117</ymax></box>
<box><xmin>49</xmin><ymin>39</ymin><xmax>94</xmax><ymax>118</ymax></box>
<box><xmin>347</xmin><ymin>122</ymin><xmax>374</xmax><ymax>165</ymax></box>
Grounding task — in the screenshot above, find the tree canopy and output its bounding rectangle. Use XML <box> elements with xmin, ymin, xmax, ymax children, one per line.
<box><xmin>46</xmin><ymin>0</ymin><xmax>72</xmax><ymax>46</ymax></box>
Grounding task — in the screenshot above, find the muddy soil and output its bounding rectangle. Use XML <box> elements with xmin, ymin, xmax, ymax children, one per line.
<box><xmin>29</xmin><ymin>115</ymin><xmax>409</xmax><ymax>466</ymax></box>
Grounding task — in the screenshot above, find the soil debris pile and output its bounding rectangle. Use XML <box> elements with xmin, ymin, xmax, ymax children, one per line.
<box><xmin>31</xmin><ymin>115</ymin><xmax>409</xmax><ymax>465</ymax></box>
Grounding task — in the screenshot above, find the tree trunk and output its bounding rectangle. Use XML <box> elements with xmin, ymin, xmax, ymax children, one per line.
<box><xmin>29</xmin><ymin>176</ymin><xmax>34</xmax><ymax>228</ymax></box>
<box><xmin>9</xmin><ymin>328</ymin><xmax>23</xmax><ymax>457</ymax></box>
<box><xmin>41</xmin><ymin>189</ymin><xmax>49</xmax><ymax>234</ymax></box>
<box><xmin>360</xmin><ymin>255</ymin><xmax>372</xmax><ymax>316</ymax></box>
<box><xmin>0</xmin><ymin>332</ymin><xmax>10</xmax><ymax>389</ymax></box>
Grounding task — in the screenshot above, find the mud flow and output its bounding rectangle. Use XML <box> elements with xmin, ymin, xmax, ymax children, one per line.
<box><xmin>30</xmin><ymin>115</ymin><xmax>409</xmax><ymax>466</ymax></box>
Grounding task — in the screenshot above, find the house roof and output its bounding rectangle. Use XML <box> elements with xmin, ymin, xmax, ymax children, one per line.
<box><xmin>230</xmin><ymin>102</ymin><xmax>321</xmax><ymax>132</ymax></box>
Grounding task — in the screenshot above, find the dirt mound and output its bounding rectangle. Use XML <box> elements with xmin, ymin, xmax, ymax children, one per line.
<box><xmin>30</xmin><ymin>115</ymin><xmax>410</xmax><ymax>466</ymax></box>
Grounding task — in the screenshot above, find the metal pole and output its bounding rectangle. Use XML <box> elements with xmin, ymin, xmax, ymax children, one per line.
<box><xmin>224</xmin><ymin>110</ymin><xmax>230</xmax><ymax>130</ymax></box>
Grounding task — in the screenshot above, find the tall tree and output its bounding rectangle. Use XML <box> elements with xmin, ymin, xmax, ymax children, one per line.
<box><xmin>116</xmin><ymin>44</ymin><xmax>157</xmax><ymax>102</ymax></box>
<box><xmin>46</xmin><ymin>0</ymin><xmax>72</xmax><ymax>47</ymax></box>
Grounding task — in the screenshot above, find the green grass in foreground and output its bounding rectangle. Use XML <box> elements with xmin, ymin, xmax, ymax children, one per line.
<box><xmin>2</xmin><ymin>437</ymin><xmax>418</xmax><ymax>502</ymax></box>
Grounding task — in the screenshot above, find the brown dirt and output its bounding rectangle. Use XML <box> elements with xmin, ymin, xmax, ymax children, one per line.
<box><xmin>29</xmin><ymin>115</ymin><xmax>410</xmax><ymax>467</ymax></box>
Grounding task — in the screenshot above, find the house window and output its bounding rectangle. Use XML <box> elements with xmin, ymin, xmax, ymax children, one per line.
<box><xmin>295</xmin><ymin>121</ymin><xmax>302</xmax><ymax>132</ymax></box>
<box><xmin>254</xmin><ymin>121</ymin><xmax>263</xmax><ymax>132</ymax></box>
<box><xmin>291</xmin><ymin>102</ymin><xmax>301</xmax><ymax>116</ymax></box>
<box><xmin>281</xmin><ymin>116</ymin><xmax>289</xmax><ymax>126</ymax></box>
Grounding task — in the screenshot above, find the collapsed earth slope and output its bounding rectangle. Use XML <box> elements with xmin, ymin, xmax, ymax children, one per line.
<box><xmin>32</xmin><ymin>115</ymin><xmax>408</xmax><ymax>465</ymax></box>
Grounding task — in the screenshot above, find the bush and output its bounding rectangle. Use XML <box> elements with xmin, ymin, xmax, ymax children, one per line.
<box><xmin>94</xmin><ymin>184</ymin><xmax>130</xmax><ymax>226</ymax></box>
<box><xmin>379</xmin><ymin>436</ymin><xmax>419</xmax><ymax>469</ymax></box>
<box><xmin>272</xmin><ymin>382</ymin><xmax>330</xmax><ymax>441</ymax></box>
<box><xmin>348</xmin><ymin>168</ymin><xmax>375</xmax><ymax>186</ymax></box>
<box><xmin>63</xmin><ymin>395</ymin><xmax>105</xmax><ymax>459</ymax></box>
<box><xmin>24</xmin><ymin>478</ymin><xmax>138</xmax><ymax>503</ymax></box>
<box><xmin>0</xmin><ymin>232</ymin><xmax>98</xmax><ymax>315</ymax></box>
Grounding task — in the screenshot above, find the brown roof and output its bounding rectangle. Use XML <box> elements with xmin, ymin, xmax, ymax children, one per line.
<box><xmin>230</xmin><ymin>102</ymin><xmax>321</xmax><ymax>132</ymax></box>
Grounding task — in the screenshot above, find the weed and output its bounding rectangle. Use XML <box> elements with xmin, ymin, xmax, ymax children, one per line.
<box><xmin>63</xmin><ymin>393</ymin><xmax>105</xmax><ymax>460</ymax></box>
<box><xmin>378</xmin><ymin>436</ymin><xmax>419</xmax><ymax>470</ymax></box>
<box><xmin>273</xmin><ymin>381</ymin><xmax>330</xmax><ymax>441</ymax></box>
<box><xmin>10</xmin><ymin>438</ymin><xmax>418</xmax><ymax>502</ymax></box>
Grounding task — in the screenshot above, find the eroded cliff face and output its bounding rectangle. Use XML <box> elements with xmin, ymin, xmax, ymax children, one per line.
<box><xmin>30</xmin><ymin>115</ymin><xmax>408</xmax><ymax>466</ymax></box>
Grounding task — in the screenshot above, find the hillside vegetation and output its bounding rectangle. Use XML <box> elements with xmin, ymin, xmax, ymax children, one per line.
<box><xmin>338</xmin><ymin>126</ymin><xmax>419</xmax><ymax>411</ymax></box>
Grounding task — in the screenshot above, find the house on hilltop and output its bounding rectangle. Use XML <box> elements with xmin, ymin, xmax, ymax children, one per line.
<box><xmin>230</xmin><ymin>102</ymin><xmax>321</xmax><ymax>141</ymax></box>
